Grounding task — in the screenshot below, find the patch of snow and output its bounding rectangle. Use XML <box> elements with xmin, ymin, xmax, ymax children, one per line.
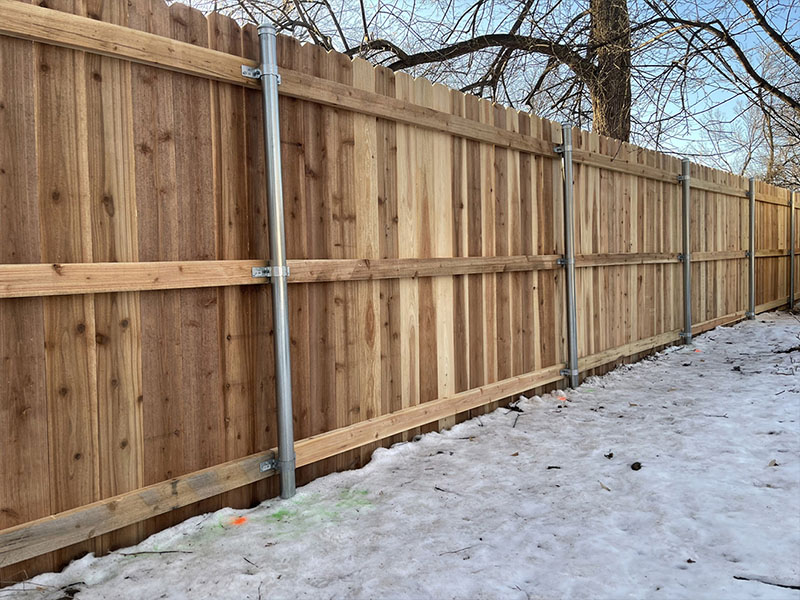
<box><xmin>6</xmin><ymin>312</ymin><xmax>800</xmax><ymax>599</ymax></box>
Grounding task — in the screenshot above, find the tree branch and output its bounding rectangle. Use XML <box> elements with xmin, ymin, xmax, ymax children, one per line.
<box><xmin>741</xmin><ymin>0</ymin><xmax>800</xmax><ymax>68</ymax></box>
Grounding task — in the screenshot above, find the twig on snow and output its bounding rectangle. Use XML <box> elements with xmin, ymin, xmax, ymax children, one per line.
<box><xmin>439</xmin><ymin>545</ymin><xmax>477</xmax><ymax>555</ymax></box>
<box><xmin>733</xmin><ymin>575</ymin><xmax>800</xmax><ymax>589</ymax></box>
<box><xmin>513</xmin><ymin>585</ymin><xmax>532</xmax><ymax>600</ymax></box>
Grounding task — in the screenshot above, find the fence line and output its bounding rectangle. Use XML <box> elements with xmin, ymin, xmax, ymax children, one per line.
<box><xmin>0</xmin><ymin>0</ymin><xmax>797</xmax><ymax>582</ymax></box>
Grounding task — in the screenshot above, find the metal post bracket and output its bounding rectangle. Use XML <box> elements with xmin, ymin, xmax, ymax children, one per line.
<box><xmin>677</xmin><ymin>175</ymin><xmax>690</xmax><ymax>182</ymax></box>
<box><xmin>251</xmin><ymin>265</ymin><xmax>291</xmax><ymax>279</ymax></box>
<box><xmin>241</xmin><ymin>65</ymin><xmax>262</xmax><ymax>80</ymax></box>
<box><xmin>242</xmin><ymin>64</ymin><xmax>282</xmax><ymax>84</ymax></box>
<box><xmin>259</xmin><ymin>457</ymin><xmax>278</xmax><ymax>473</ymax></box>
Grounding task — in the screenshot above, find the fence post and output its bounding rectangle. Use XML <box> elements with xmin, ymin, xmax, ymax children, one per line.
<box><xmin>680</xmin><ymin>159</ymin><xmax>692</xmax><ymax>343</ymax></box>
<box><xmin>556</xmin><ymin>124</ymin><xmax>579</xmax><ymax>388</ymax></box>
<box><xmin>791</xmin><ymin>191</ymin><xmax>796</xmax><ymax>311</ymax></box>
<box><xmin>747</xmin><ymin>177</ymin><xmax>756</xmax><ymax>319</ymax></box>
<box><xmin>257</xmin><ymin>23</ymin><xmax>296</xmax><ymax>499</ymax></box>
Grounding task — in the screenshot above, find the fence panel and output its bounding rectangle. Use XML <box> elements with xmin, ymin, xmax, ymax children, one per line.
<box><xmin>754</xmin><ymin>181</ymin><xmax>792</xmax><ymax>310</ymax></box>
<box><xmin>690</xmin><ymin>164</ymin><xmax>749</xmax><ymax>329</ymax></box>
<box><xmin>0</xmin><ymin>0</ymin><xmax>794</xmax><ymax>582</ymax></box>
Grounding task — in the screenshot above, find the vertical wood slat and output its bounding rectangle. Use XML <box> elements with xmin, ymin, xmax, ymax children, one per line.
<box><xmin>352</xmin><ymin>57</ymin><xmax>381</xmax><ymax>463</ymax></box>
<box><xmin>208</xmin><ymin>11</ymin><xmax>251</xmax><ymax>512</ymax></box>
<box><xmin>35</xmin><ymin>0</ymin><xmax>100</xmax><ymax>568</ymax></box>
<box><xmin>129</xmin><ymin>0</ymin><xmax>181</xmax><ymax>539</ymax></box>
<box><xmin>0</xmin><ymin>0</ymin><xmax>794</xmax><ymax>583</ymax></box>
<box><xmin>86</xmin><ymin>0</ymin><xmax>143</xmax><ymax>555</ymax></box>
<box><xmin>0</xmin><ymin>16</ymin><xmax>53</xmax><ymax>581</ymax></box>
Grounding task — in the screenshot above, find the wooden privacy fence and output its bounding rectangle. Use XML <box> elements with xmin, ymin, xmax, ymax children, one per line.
<box><xmin>0</xmin><ymin>0</ymin><xmax>798</xmax><ymax>581</ymax></box>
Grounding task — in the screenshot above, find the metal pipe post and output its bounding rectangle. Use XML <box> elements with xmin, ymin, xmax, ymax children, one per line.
<box><xmin>791</xmin><ymin>191</ymin><xmax>796</xmax><ymax>311</ymax></box>
<box><xmin>747</xmin><ymin>177</ymin><xmax>755</xmax><ymax>319</ymax></box>
<box><xmin>680</xmin><ymin>159</ymin><xmax>692</xmax><ymax>343</ymax></box>
<box><xmin>258</xmin><ymin>23</ymin><xmax>296</xmax><ymax>499</ymax></box>
<box><xmin>559</xmin><ymin>124</ymin><xmax>579</xmax><ymax>389</ymax></box>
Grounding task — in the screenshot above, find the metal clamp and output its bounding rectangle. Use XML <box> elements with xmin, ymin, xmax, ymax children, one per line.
<box><xmin>554</xmin><ymin>144</ymin><xmax>572</xmax><ymax>154</ymax></box>
<box><xmin>260</xmin><ymin>457</ymin><xmax>279</xmax><ymax>473</ymax></box>
<box><xmin>560</xmin><ymin>368</ymin><xmax>579</xmax><ymax>377</ymax></box>
<box><xmin>251</xmin><ymin>265</ymin><xmax>291</xmax><ymax>279</ymax></box>
<box><xmin>242</xmin><ymin>65</ymin><xmax>262</xmax><ymax>80</ymax></box>
<box><xmin>678</xmin><ymin>253</ymin><xmax>690</xmax><ymax>262</ymax></box>
<box><xmin>744</xmin><ymin>250</ymin><xmax>751</xmax><ymax>258</ymax></box>
<box><xmin>677</xmin><ymin>174</ymin><xmax>690</xmax><ymax>182</ymax></box>
<box><xmin>242</xmin><ymin>64</ymin><xmax>282</xmax><ymax>84</ymax></box>
<box><xmin>262</xmin><ymin>64</ymin><xmax>281</xmax><ymax>84</ymax></box>
<box><xmin>557</xmin><ymin>257</ymin><xmax>567</xmax><ymax>266</ymax></box>
<box><xmin>679</xmin><ymin>331</ymin><xmax>692</xmax><ymax>340</ymax></box>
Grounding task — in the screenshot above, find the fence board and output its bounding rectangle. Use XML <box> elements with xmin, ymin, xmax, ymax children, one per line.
<box><xmin>0</xmin><ymin>25</ymin><xmax>54</xmax><ymax>581</ymax></box>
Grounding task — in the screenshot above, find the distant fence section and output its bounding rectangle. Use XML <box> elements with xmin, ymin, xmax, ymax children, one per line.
<box><xmin>0</xmin><ymin>0</ymin><xmax>797</xmax><ymax>582</ymax></box>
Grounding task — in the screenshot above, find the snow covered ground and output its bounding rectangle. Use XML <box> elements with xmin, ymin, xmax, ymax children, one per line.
<box><xmin>5</xmin><ymin>312</ymin><xmax>800</xmax><ymax>599</ymax></box>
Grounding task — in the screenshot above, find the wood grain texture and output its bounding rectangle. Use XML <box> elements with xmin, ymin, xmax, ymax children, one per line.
<box><xmin>84</xmin><ymin>0</ymin><xmax>144</xmax><ymax>555</ymax></box>
<box><xmin>0</xmin><ymin>21</ymin><xmax>53</xmax><ymax>581</ymax></box>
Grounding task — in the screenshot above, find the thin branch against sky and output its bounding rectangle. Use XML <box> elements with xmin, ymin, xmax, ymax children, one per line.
<box><xmin>180</xmin><ymin>0</ymin><xmax>798</xmax><ymax>183</ymax></box>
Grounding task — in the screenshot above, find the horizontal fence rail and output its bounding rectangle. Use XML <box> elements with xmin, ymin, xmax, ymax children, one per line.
<box><xmin>0</xmin><ymin>0</ymin><xmax>797</xmax><ymax>584</ymax></box>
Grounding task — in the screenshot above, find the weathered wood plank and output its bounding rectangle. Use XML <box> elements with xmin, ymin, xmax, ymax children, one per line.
<box><xmin>0</xmin><ymin>26</ymin><xmax>53</xmax><ymax>580</ymax></box>
<box><xmin>85</xmin><ymin>0</ymin><xmax>144</xmax><ymax>555</ymax></box>
<box><xmin>36</xmin><ymin>17</ymin><xmax>100</xmax><ymax>566</ymax></box>
<box><xmin>209</xmin><ymin>11</ymin><xmax>254</xmax><ymax>511</ymax></box>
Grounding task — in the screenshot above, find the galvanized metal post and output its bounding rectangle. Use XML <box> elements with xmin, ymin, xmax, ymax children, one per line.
<box><xmin>680</xmin><ymin>159</ymin><xmax>692</xmax><ymax>343</ymax></box>
<box><xmin>791</xmin><ymin>191</ymin><xmax>796</xmax><ymax>311</ymax></box>
<box><xmin>258</xmin><ymin>23</ymin><xmax>296</xmax><ymax>499</ymax></box>
<box><xmin>747</xmin><ymin>177</ymin><xmax>755</xmax><ymax>319</ymax></box>
<box><xmin>557</xmin><ymin>124</ymin><xmax>579</xmax><ymax>388</ymax></box>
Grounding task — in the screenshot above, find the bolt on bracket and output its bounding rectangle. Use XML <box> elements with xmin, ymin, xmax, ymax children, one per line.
<box><xmin>251</xmin><ymin>265</ymin><xmax>291</xmax><ymax>279</ymax></box>
<box><xmin>560</xmin><ymin>368</ymin><xmax>578</xmax><ymax>377</ymax></box>
<box><xmin>259</xmin><ymin>457</ymin><xmax>279</xmax><ymax>473</ymax></box>
<box><xmin>241</xmin><ymin>65</ymin><xmax>262</xmax><ymax>79</ymax></box>
<box><xmin>242</xmin><ymin>64</ymin><xmax>282</xmax><ymax>84</ymax></box>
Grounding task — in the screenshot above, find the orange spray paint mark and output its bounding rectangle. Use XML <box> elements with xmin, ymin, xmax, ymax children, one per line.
<box><xmin>557</xmin><ymin>396</ymin><xmax>568</xmax><ymax>402</ymax></box>
<box><xmin>694</xmin><ymin>349</ymin><xmax>702</xmax><ymax>353</ymax></box>
<box><xmin>232</xmin><ymin>516</ymin><xmax>247</xmax><ymax>526</ymax></box>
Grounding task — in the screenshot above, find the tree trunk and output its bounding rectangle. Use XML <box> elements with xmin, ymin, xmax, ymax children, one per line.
<box><xmin>589</xmin><ymin>0</ymin><xmax>632</xmax><ymax>141</ymax></box>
